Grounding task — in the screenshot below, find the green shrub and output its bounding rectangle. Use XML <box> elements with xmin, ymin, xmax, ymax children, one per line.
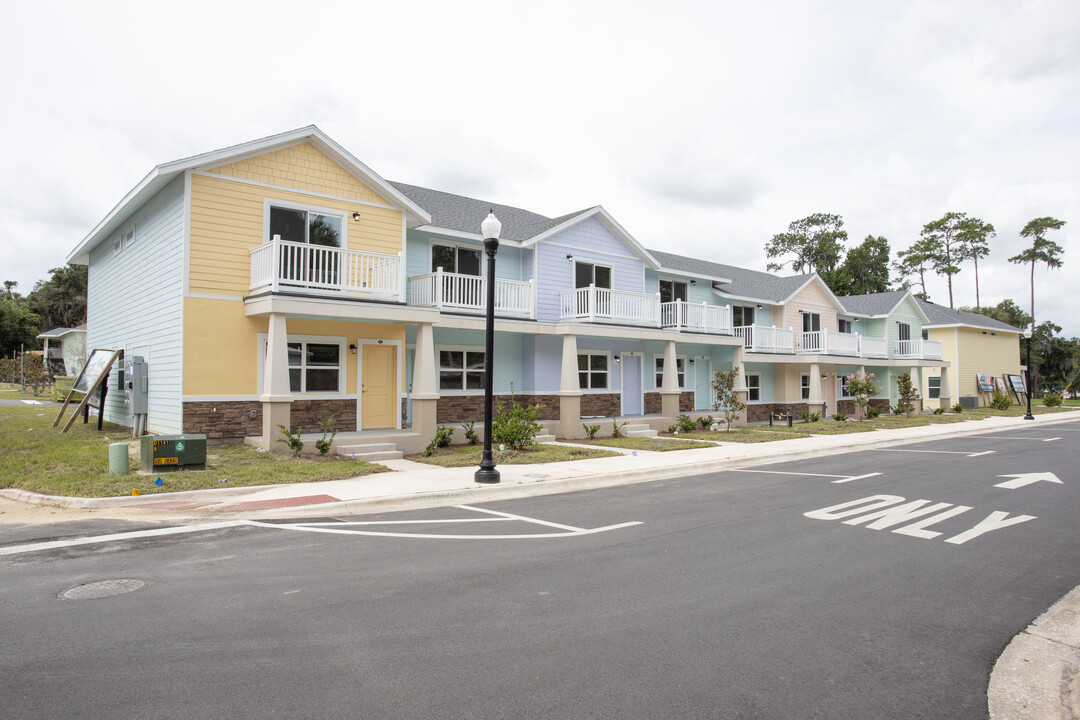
<box><xmin>667</xmin><ymin>424</ymin><xmax>678</xmax><ymax>434</ymax></box>
<box><xmin>989</xmin><ymin>386</ymin><xmax>1012</xmax><ymax>410</ymax></box>
<box><xmin>677</xmin><ymin>414</ymin><xmax>697</xmax><ymax>432</ymax></box>
<box><xmin>611</xmin><ymin>418</ymin><xmax>630</xmax><ymax>438</ymax></box>
<box><xmin>314</xmin><ymin>416</ymin><xmax>339</xmax><ymax>455</ymax></box>
<box><xmin>462</xmin><ymin>420</ymin><xmax>480</xmax><ymax>445</ymax></box>
<box><xmin>832</xmin><ymin>412</ymin><xmax>847</xmax><ymax>422</ymax></box>
<box><xmin>866</xmin><ymin>406</ymin><xmax>881</xmax><ymax>419</ymax></box>
<box><xmin>933</xmin><ymin>407</ymin><xmax>945</xmax><ymax>415</ymax></box>
<box><xmin>798</xmin><ymin>410</ymin><xmax>820</xmax><ymax>423</ymax></box>
<box><xmin>952</xmin><ymin>403</ymin><xmax>963</xmax><ymax>413</ymax></box>
<box><xmin>582</xmin><ymin>423</ymin><xmax>600</xmax><ymax>439</ymax></box>
<box><xmin>1042</xmin><ymin>392</ymin><xmax>1063</xmax><ymax>407</ymax></box>
<box><xmin>697</xmin><ymin>415</ymin><xmax>714</xmax><ymax>429</ymax></box>
<box><xmin>422</xmin><ymin>424</ymin><xmax>455</xmax><ymax>456</ymax></box>
<box><xmin>276</xmin><ymin>424</ymin><xmax>304</xmax><ymax>456</ymax></box>
<box><xmin>492</xmin><ymin>387</ymin><xmax>542</xmax><ymax>450</ymax></box>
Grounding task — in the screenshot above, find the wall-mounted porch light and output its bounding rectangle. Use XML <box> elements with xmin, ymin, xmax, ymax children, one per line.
<box><xmin>352</xmin><ymin>212</ymin><xmax>361</xmax><ymax>222</ymax></box>
<box><xmin>349</xmin><ymin>344</ymin><xmax>357</xmax><ymax>355</ymax></box>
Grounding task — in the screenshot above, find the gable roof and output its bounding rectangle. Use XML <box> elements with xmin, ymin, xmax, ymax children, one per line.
<box><xmin>35</xmin><ymin>324</ymin><xmax>86</xmax><ymax>340</ymax></box>
<box><xmin>914</xmin><ymin>298</ymin><xmax>1023</xmax><ymax>332</ymax></box>
<box><xmin>648</xmin><ymin>249</ymin><xmax>813</xmax><ymax>301</ymax></box>
<box><xmin>838</xmin><ymin>290</ymin><xmax>930</xmax><ymax>323</ymax></box>
<box><xmin>68</xmin><ymin>126</ymin><xmax>432</xmax><ymax>265</ymax></box>
<box><xmin>391</xmin><ymin>183</ymin><xmax>660</xmax><ymax>267</ymax></box>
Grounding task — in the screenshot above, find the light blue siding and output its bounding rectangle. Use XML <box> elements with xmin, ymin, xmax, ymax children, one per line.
<box><xmin>86</xmin><ymin>176</ymin><xmax>185</xmax><ymax>434</ymax></box>
<box><xmin>534</xmin><ymin>217</ymin><xmax>645</xmax><ymax>323</ymax></box>
<box><xmin>405</xmin><ymin>230</ymin><xmax>523</xmax><ymax>281</ymax></box>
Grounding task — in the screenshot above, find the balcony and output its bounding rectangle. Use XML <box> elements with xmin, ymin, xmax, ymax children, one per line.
<box><xmin>859</xmin><ymin>336</ymin><xmax>888</xmax><ymax>359</ymax></box>
<box><xmin>250</xmin><ymin>238</ymin><xmax>401</xmax><ymax>299</ymax></box>
<box><xmin>559</xmin><ymin>286</ymin><xmax>660</xmax><ymax>325</ymax></box>
<box><xmin>896</xmin><ymin>339</ymin><xmax>943</xmax><ymax>360</ymax></box>
<box><xmin>735</xmin><ymin>325</ymin><xmax>795</xmax><ymax>353</ymax></box>
<box><xmin>661</xmin><ymin>301</ymin><xmax>733</xmax><ymax>335</ymax></box>
<box><xmin>407</xmin><ymin>269</ymin><xmax>533</xmax><ymax>318</ymax></box>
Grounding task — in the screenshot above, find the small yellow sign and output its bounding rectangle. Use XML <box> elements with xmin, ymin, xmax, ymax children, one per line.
<box><xmin>154</xmin><ymin>457</ymin><xmax>179</xmax><ymax>465</ymax></box>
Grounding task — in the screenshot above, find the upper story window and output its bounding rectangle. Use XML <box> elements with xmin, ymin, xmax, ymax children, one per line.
<box><xmin>431</xmin><ymin>242</ymin><xmax>481</xmax><ymax>276</ymax></box>
<box><xmin>802</xmin><ymin>312</ymin><xmax>821</xmax><ymax>333</ymax></box>
<box><xmin>575</xmin><ymin>261</ymin><xmax>612</xmax><ymax>289</ymax></box>
<box><xmin>733</xmin><ymin>305</ymin><xmax>756</xmax><ymax>327</ymax></box>
<box><xmin>922</xmin><ymin>329</ymin><xmax>930</xmax><ymax>340</ymax></box>
<box><xmin>269</xmin><ymin>205</ymin><xmax>342</xmax><ymax>248</ymax></box>
<box><xmin>659</xmin><ymin>278</ymin><xmax>688</xmax><ymax>304</ymax></box>
<box><xmin>838</xmin><ymin>318</ymin><xmax>853</xmax><ymax>334</ymax></box>
<box><xmin>654</xmin><ymin>356</ymin><xmax>686</xmax><ymax>389</ymax></box>
<box><xmin>897</xmin><ymin>322</ymin><xmax>912</xmax><ymax>342</ymax></box>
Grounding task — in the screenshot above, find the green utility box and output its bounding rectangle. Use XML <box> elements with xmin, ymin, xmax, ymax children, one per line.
<box><xmin>140</xmin><ymin>434</ymin><xmax>207</xmax><ymax>472</ymax></box>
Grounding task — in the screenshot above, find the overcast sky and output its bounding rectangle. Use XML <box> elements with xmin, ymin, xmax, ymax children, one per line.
<box><xmin>2</xmin><ymin>0</ymin><xmax>1076</xmax><ymax>334</ymax></box>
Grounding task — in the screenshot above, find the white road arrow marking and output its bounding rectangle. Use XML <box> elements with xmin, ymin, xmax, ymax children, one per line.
<box><xmin>994</xmin><ymin>472</ymin><xmax>1063</xmax><ymax>489</ymax></box>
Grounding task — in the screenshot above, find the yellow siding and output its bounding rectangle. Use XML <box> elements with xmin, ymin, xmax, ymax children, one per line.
<box><xmin>784</xmin><ymin>280</ymin><xmax>838</xmax><ymax>335</ymax></box>
<box><xmin>188</xmin><ymin>171</ymin><xmax>404</xmax><ymax>297</ymax></box>
<box><xmin>926</xmin><ymin>327</ymin><xmax>1021</xmax><ymax>404</ymax></box>
<box><xmin>182</xmin><ymin>297</ymin><xmax>406</xmax><ymax>396</ymax></box>
<box><xmin>207</xmin><ymin>142</ymin><xmax>387</xmax><ymax>204</ymax></box>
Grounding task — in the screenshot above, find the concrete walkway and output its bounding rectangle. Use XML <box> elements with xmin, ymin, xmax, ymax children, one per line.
<box><xmin>3</xmin><ymin>410</ymin><xmax>1079</xmax><ymax>718</ymax></box>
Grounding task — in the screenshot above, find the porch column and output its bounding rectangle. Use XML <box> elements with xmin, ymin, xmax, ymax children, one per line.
<box><xmin>558</xmin><ymin>334</ymin><xmax>582</xmax><ymax>438</ymax></box>
<box><xmin>260</xmin><ymin>312</ymin><xmax>293</xmax><ymax>452</ymax></box>
<box><xmin>660</xmin><ymin>339</ymin><xmax>681</xmax><ymax>420</ymax></box>
<box><xmin>909</xmin><ymin>366</ymin><xmax>923</xmax><ymax>413</ymax></box>
<box><xmin>410</xmin><ymin>322</ymin><xmax>439</xmax><ymax>442</ymax></box>
<box><xmin>731</xmin><ymin>344</ymin><xmax>748</xmax><ymax>425</ymax></box>
<box><xmin>938</xmin><ymin>367</ymin><xmax>952</xmax><ymax>410</ymax></box>
<box><xmin>808</xmin><ymin>362</ymin><xmax>825</xmax><ymax>417</ymax></box>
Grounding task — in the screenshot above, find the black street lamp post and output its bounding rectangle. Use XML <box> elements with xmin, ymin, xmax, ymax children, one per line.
<box><xmin>1023</xmin><ymin>325</ymin><xmax>1034</xmax><ymax>420</ymax></box>
<box><xmin>475</xmin><ymin>211</ymin><xmax>502</xmax><ymax>484</ymax></box>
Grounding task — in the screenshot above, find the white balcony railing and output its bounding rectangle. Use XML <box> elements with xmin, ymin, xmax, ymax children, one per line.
<box><xmin>559</xmin><ymin>285</ymin><xmax>661</xmax><ymax>325</ymax></box>
<box><xmin>660</xmin><ymin>301</ymin><xmax>733</xmax><ymax>335</ymax></box>
<box><xmin>735</xmin><ymin>325</ymin><xmax>795</xmax><ymax>353</ymax></box>
<box><xmin>859</xmin><ymin>336</ymin><xmax>888</xmax><ymax>359</ymax></box>
<box><xmin>896</xmin><ymin>338</ymin><xmax>943</xmax><ymax>360</ymax></box>
<box><xmin>800</xmin><ymin>330</ymin><xmax>861</xmax><ymax>356</ymax></box>
<box><xmin>250</xmin><ymin>238</ymin><xmax>401</xmax><ymax>298</ymax></box>
<box><xmin>407</xmin><ymin>269</ymin><xmax>533</xmax><ymax>317</ymax></box>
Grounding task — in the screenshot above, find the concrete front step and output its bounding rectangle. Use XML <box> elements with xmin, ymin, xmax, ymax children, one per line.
<box><xmin>535</xmin><ymin>433</ymin><xmax>557</xmax><ymax>443</ymax></box>
<box><xmin>622</xmin><ymin>423</ymin><xmax>658</xmax><ymax>438</ymax></box>
<box><xmin>337</xmin><ymin>443</ymin><xmax>404</xmax><ymax>461</ymax></box>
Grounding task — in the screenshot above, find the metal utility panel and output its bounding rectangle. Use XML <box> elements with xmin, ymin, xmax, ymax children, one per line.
<box><xmin>139</xmin><ymin>434</ymin><xmax>207</xmax><ymax>472</ymax></box>
<box><xmin>125</xmin><ymin>357</ymin><xmax>148</xmax><ymax>415</ymax></box>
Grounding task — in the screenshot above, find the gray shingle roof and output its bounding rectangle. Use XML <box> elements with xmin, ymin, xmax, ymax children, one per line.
<box><xmin>837</xmin><ymin>290</ymin><xmax>910</xmax><ymax>317</ymax></box>
<box><xmin>914</xmin><ymin>298</ymin><xmax>1023</xmax><ymax>332</ymax></box>
<box><xmin>389</xmin><ymin>181</ymin><xmax>583</xmax><ymax>242</ymax></box>
<box><xmin>648</xmin><ymin>249</ymin><xmax>814</xmax><ymax>302</ymax></box>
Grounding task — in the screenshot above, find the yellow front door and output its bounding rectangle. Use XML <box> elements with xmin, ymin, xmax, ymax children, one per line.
<box><xmin>361</xmin><ymin>344</ymin><xmax>397</xmax><ymax>429</ymax></box>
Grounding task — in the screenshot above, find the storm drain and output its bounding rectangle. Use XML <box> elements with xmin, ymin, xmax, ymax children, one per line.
<box><xmin>59</xmin><ymin>579</ymin><xmax>146</xmax><ymax>600</ymax></box>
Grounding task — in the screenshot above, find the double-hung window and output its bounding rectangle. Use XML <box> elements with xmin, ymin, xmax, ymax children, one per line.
<box><xmin>654</xmin><ymin>356</ymin><xmax>686</xmax><ymax>389</ymax></box>
<box><xmin>746</xmin><ymin>373</ymin><xmax>760</xmax><ymax>401</ymax></box>
<box><xmin>659</xmin><ymin>278</ymin><xmax>688</xmax><ymax>304</ymax></box>
<box><xmin>578</xmin><ymin>353</ymin><xmax>609</xmax><ymax>390</ymax></box>
<box><xmin>287</xmin><ymin>341</ymin><xmax>343</xmax><ymax>393</ymax></box>
<box><xmin>928</xmin><ymin>376</ymin><xmax>941</xmax><ymax>399</ymax></box>
<box><xmin>439</xmin><ymin>349</ymin><xmax>485</xmax><ymax>391</ymax></box>
<box><xmin>840</xmin><ymin>375</ymin><xmax>852</xmax><ymax>398</ymax></box>
<box><xmin>801</xmin><ymin>373</ymin><xmax>811</xmax><ymax>400</ymax></box>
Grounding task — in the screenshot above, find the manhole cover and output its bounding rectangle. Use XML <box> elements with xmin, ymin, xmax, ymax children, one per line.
<box><xmin>59</xmin><ymin>579</ymin><xmax>146</xmax><ymax>600</ymax></box>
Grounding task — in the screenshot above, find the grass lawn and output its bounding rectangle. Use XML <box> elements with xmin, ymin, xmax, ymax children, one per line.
<box><xmin>562</xmin><ymin>437</ymin><xmax>718</xmax><ymax>451</ymax></box>
<box><xmin>409</xmin><ymin>443</ymin><xmax>619</xmax><ymax>467</ymax></box>
<box><xmin>0</xmin><ymin>405</ymin><xmax>389</xmax><ymax>498</ymax></box>
<box><xmin>0</xmin><ymin>382</ymin><xmax>57</xmax><ymax>401</ymax></box>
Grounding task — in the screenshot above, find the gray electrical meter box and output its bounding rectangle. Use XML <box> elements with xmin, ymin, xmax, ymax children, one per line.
<box><xmin>125</xmin><ymin>357</ymin><xmax>148</xmax><ymax>414</ymax></box>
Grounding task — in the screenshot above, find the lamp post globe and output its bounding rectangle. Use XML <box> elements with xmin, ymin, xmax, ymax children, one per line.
<box><xmin>475</xmin><ymin>212</ymin><xmax>502</xmax><ymax>484</ymax></box>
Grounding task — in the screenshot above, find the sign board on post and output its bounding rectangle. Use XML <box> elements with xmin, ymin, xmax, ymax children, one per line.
<box><xmin>976</xmin><ymin>373</ymin><xmax>995</xmax><ymax>393</ymax></box>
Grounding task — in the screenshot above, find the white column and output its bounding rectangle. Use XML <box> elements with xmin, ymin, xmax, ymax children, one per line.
<box><xmin>260</xmin><ymin>313</ymin><xmax>293</xmax><ymax>451</ymax></box>
<box><xmin>938</xmin><ymin>366</ymin><xmax>952</xmax><ymax>409</ymax></box>
<box><xmin>558</xmin><ymin>334</ymin><xmax>582</xmax><ymax>437</ymax></box>
<box><xmin>662</xmin><ymin>340</ymin><xmax>679</xmax><ymax>391</ymax></box>
<box><xmin>732</xmin><ymin>345</ymin><xmax>747</xmax><ymax>392</ymax></box>
<box><xmin>560</xmin><ymin>334</ymin><xmax>580</xmax><ymax>393</ymax></box>
<box><xmin>410</xmin><ymin>322</ymin><xmax>439</xmax><ymax>441</ymax></box>
<box><xmin>910</xmin><ymin>366</ymin><xmax>923</xmax><ymax>412</ymax></box>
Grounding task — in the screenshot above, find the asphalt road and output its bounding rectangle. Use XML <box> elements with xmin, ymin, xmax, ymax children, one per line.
<box><xmin>2</xmin><ymin>420</ymin><xmax>1078</xmax><ymax>719</ymax></box>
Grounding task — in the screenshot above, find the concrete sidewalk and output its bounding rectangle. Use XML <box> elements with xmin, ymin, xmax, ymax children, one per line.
<box><xmin>3</xmin><ymin>412</ymin><xmax>1078</xmax><ymax>521</ymax></box>
<box><xmin>2</xmin><ymin>410</ymin><xmax>1079</xmax><ymax>718</ymax></box>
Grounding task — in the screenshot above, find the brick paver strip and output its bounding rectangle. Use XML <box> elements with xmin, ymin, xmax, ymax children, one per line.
<box><xmin>216</xmin><ymin>494</ymin><xmax>340</xmax><ymax>512</ymax></box>
<box><xmin>127</xmin><ymin>501</ymin><xmax>221</xmax><ymax>511</ymax></box>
